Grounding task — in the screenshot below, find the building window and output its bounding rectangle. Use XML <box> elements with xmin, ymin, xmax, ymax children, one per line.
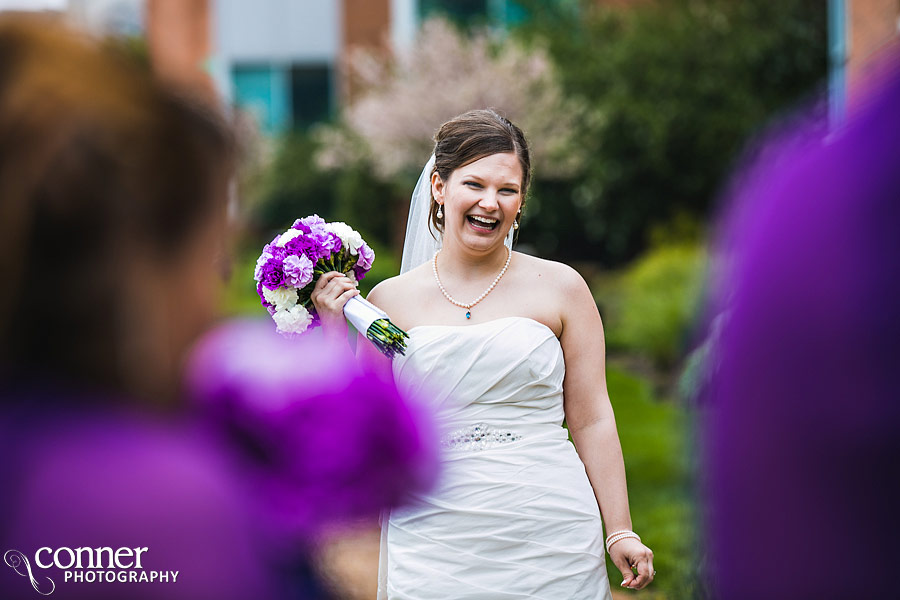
<box><xmin>418</xmin><ymin>0</ymin><xmax>528</xmax><ymax>28</ymax></box>
<box><xmin>232</xmin><ymin>63</ymin><xmax>333</xmax><ymax>134</ymax></box>
<box><xmin>291</xmin><ymin>64</ymin><xmax>332</xmax><ymax>129</ymax></box>
<box><xmin>232</xmin><ymin>64</ymin><xmax>290</xmax><ymax>135</ymax></box>
<box><xmin>420</xmin><ymin>0</ymin><xmax>488</xmax><ymax>24</ymax></box>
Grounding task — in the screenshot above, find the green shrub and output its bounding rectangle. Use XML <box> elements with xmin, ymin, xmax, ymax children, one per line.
<box><xmin>251</xmin><ymin>131</ymin><xmax>338</xmax><ymax>234</ymax></box>
<box><xmin>515</xmin><ymin>0</ymin><xmax>827</xmax><ymax>264</ymax></box>
<box><xmin>604</xmin><ymin>243</ymin><xmax>707</xmax><ymax>368</ymax></box>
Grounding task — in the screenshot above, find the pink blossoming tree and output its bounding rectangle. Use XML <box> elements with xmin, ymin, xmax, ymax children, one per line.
<box><xmin>317</xmin><ymin>18</ymin><xmax>585</xmax><ymax>181</ymax></box>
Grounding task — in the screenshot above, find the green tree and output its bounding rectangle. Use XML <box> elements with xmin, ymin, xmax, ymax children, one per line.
<box><xmin>514</xmin><ymin>0</ymin><xmax>827</xmax><ymax>264</ymax></box>
<box><xmin>251</xmin><ymin>130</ymin><xmax>396</xmax><ymax>251</ymax></box>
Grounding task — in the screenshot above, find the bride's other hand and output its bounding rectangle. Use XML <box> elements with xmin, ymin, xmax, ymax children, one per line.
<box><xmin>610</xmin><ymin>538</ymin><xmax>655</xmax><ymax>590</ymax></box>
<box><xmin>310</xmin><ymin>271</ymin><xmax>359</xmax><ymax>340</ymax></box>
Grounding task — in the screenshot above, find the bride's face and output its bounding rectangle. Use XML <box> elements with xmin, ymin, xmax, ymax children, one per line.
<box><xmin>432</xmin><ymin>152</ymin><xmax>523</xmax><ymax>254</ymax></box>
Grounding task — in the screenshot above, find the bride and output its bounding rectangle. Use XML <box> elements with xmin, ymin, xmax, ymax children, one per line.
<box><xmin>311</xmin><ymin>109</ymin><xmax>655</xmax><ymax>599</ymax></box>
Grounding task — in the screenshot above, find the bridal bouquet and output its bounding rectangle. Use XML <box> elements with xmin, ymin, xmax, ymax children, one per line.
<box><xmin>254</xmin><ymin>215</ymin><xmax>408</xmax><ymax>358</ymax></box>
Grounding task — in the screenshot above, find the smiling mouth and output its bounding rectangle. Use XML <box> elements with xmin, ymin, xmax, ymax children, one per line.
<box><xmin>466</xmin><ymin>215</ymin><xmax>499</xmax><ymax>231</ymax></box>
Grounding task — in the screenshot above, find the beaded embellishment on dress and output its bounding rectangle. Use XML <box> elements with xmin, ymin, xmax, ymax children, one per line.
<box><xmin>441</xmin><ymin>423</ymin><xmax>523</xmax><ymax>451</ymax></box>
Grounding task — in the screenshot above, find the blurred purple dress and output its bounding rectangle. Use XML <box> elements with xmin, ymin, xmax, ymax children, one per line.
<box><xmin>0</xmin><ymin>389</ymin><xmax>280</xmax><ymax>599</ymax></box>
<box><xmin>1</xmin><ymin>320</ymin><xmax>436</xmax><ymax>599</ymax></box>
<box><xmin>706</xmin><ymin>64</ymin><xmax>900</xmax><ymax>598</ymax></box>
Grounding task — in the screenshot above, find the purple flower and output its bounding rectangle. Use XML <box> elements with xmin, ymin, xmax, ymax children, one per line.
<box><xmin>260</xmin><ymin>259</ymin><xmax>285</xmax><ymax>291</ymax></box>
<box><xmin>256</xmin><ymin>281</ymin><xmax>268</xmax><ymax>303</ymax></box>
<box><xmin>293</xmin><ymin>216</ymin><xmax>331</xmax><ymax>252</ymax></box>
<box><xmin>283</xmin><ymin>254</ymin><xmax>314</xmax><ymax>288</ymax></box>
<box><xmin>253</xmin><ymin>256</ymin><xmax>267</xmax><ymax>282</ymax></box>
<box><xmin>254</xmin><ymin>245</ymin><xmax>286</xmax><ymax>282</ymax></box>
<box><xmin>356</xmin><ymin>243</ymin><xmax>375</xmax><ymax>271</ymax></box>
<box><xmin>353</xmin><ymin>264</ymin><xmax>367</xmax><ymax>282</ymax></box>
<box><xmin>325</xmin><ymin>232</ymin><xmax>342</xmax><ymax>254</ymax></box>
<box><xmin>284</xmin><ymin>235</ymin><xmax>319</xmax><ymax>263</ymax></box>
<box><xmin>185</xmin><ymin>320</ymin><xmax>439</xmax><ymax>542</ymax></box>
<box><xmin>298</xmin><ymin>214</ymin><xmax>326</xmax><ymax>229</ymax></box>
<box><xmin>309</xmin><ymin>230</ymin><xmax>342</xmax><ymax>259</ymax></box>
<box><xmin>267</xmin><ymin>245</ymin><xmax>286</xmax><ymax>261</ymax></box>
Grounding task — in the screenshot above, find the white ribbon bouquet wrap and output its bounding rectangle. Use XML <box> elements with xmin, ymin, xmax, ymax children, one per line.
<box><xmin>254</xmin><ymin>215</ymin><xmax>408</xmax><ymax>358</ymax></box>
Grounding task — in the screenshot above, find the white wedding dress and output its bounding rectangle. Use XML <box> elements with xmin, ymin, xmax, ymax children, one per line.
<box><xmin>378</xmin><ymin>316</ymin><xmax>612</xmax><ymax>599</ymax></box>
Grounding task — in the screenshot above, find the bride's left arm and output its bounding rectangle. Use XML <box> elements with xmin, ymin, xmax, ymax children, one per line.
<box><xmin>556</xmin><ymin>265</ymin><xmax>655</xmax><ymax>591</ymax></box>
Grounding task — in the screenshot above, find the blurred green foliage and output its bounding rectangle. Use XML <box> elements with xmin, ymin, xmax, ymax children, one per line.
<box><xmin>250</xmin><ymin>130</ymin><xmax>398</xmax><ymax>252</ymax></box>
<box><xmin>513</xmin><ymin>0</ymin><xmax>826</xmax><ymax>264</ymax></box>
<box><xmin>355</xmin><ymin>243</ymin><xmax>401</xmax><ymax>297</ymax></box>
<box><xmin>220</xmin><ymin>247</ymin><xmax>265</xmax><ymax>317</ymax></box>
<box><xmin>606</xmin><ymin>366</ymin><xmax>702</xmax><ymax>599</ymax></box>
<box><xmin>596</xmin><ymin>241</ymin><xmax>707</xmax><ymax>368</ymax></box>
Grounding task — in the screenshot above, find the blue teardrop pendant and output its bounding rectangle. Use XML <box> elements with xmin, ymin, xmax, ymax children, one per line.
<box><xmin>465</xmin><ymin>311</ymin><xmax>471</xmax><ymax>319</ymax></box>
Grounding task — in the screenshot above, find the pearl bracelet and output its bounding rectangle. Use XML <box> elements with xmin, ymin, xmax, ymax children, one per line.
<box><xmin>605</xmin><ymin>530</ymin><xmax>641</xmax><ymax>553</ymax></box>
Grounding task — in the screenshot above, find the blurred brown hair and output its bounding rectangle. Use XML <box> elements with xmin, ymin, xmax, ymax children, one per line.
<box><xmin>0</xmin><ymin>13</ymin><xmax>233</xmax><ymax>399</ymax></box>
<box><xmin>429</xmin><ymin>109</ymin><xmax>531</xmax><ymax>236</ymax></box>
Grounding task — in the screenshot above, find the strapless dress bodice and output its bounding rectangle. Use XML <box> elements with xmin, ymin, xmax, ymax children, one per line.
<box><xmin>392</xmin><ymin>316</ymin><xmax>565</xmax><ymax>435</ymax></box>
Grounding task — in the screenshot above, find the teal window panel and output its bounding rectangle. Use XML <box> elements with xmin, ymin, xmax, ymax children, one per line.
<box><xmin>420</xmin><ymin>0</ymin><xmax>528</xmax><ymax>27</ymax></box>
<box><xmin>497</xmin><ymin>0</ymin><xmax>528</xmax><ymax>25</ymax></box>
<box><xmin>232</xmin><ymin>64</ymin><xmax>290</xmax><ymax>135</ymax></box>
<box><xmin>420</xmin><ymin>0</ymin><xmax>487</xmax><ymax>23</ymax></box>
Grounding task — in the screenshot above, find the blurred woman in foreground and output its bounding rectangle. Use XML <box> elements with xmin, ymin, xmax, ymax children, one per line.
<box><xmin>0</xmin><ymin>14</ymin><xmax>434</xmax><ymax>599</ymax></box>
<box><xmin>706</xmin><ymin>56</ymin><xmax>900</xmax><ymax>599</ymax></box>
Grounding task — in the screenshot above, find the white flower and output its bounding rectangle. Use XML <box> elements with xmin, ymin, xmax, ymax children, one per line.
<box><xmin>272</xmin><ymin>304</ymin><xmax>313</xmax><ymax>335</ymax></box>
<box><xmin>276</xmin><ymin>229</ymin><xmax>303</xmax><ymax>248</ymax></box>
<box><xmin>262</xmin><ymin>286</ymin><xmax>299</xmax><ymax>311</ymax></box>
<box><xmin>325</xmin><ymin>222</ymin><xmax>364</xmax><ymax>255</ymax></box>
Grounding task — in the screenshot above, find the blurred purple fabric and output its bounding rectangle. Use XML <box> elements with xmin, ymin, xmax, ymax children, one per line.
<box><xmin>1</xmin><ymin>319</ymin><xmax>438</xmax><ymax>599</ymax></box>
<box><xmin>0</xmin><ymin>396</ymin><xmax>279</xmax><ymax>599</ymax></box>
<box><xmin>185</xmin><ymin>319</ymin><xmax>439</xmax><ymax>545</ymax></box>
<box><xmin>706</xmin><ymin>64</ymin><xmax>900</xmax><ymax>597</ymax></box>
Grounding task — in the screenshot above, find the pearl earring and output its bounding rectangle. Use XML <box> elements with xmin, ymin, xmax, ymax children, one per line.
<box><xmin>513</xmin><ymin>209</ymin><xmax>521</xmax><ymax>230</ymax></box>
<box><xmin>513</xmin><ymin>219</ymin><xmax>519</xmax><ymax>230</ymax></box>
<box><xmin>437</xmin><ymin>205</ymin><xmax>443</xmax><ymax>219</ymax></box>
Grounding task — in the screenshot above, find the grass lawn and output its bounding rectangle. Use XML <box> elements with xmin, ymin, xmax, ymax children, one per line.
<box><xmin>604</xmin><ymin>366</ymin><xmax>702</xmax><ymax>600</ymax></box>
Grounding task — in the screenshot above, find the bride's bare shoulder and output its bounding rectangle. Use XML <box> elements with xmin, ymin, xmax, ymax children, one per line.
<box><xmin>365</xmin><ymin>262</ymin><xmax>432</xmax><ymax>314</ymax></box>
<box><xmin>513</xmin><ymin>252</ymin><xmax>585</xmax><ymax>290</ymax></box>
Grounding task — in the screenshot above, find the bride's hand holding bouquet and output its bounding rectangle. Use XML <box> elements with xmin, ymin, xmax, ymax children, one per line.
<box><xmin>309</xmin><ymin>270</ymin><xmax>359</xmax><ymax>342</ymax></box>
<box><xmin>254</xmin><ymin>215</ymin><xmax>408</xmax><ymax>357</ymax></box>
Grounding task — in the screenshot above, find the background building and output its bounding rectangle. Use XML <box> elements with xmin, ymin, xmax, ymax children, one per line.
<box><xmin>829</xmin><ymin>0</ymin><xmax>900</xmax><ymax>123</ymax></box>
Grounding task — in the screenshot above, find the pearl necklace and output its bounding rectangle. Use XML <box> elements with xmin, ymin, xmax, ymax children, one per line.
<box><xmin>432</xmin><ymin>247</ymin><xmax>512</xmax><ymax>319</ymax></box>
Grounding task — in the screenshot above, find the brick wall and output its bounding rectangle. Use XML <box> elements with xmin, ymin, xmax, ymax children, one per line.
<box><xmin>145</xmin><ymin>0</ymin><xmax>216</xmax><ymax>100</ymax></box>
<box><xmin>341</xmin><ymin>0</ymin><xmax>392</xmax><ymax>102</ymax></box>
<box><xmin>848</xmin><ymin>0</ymin><xmax>900</xmax><ymax>105</ymax></box>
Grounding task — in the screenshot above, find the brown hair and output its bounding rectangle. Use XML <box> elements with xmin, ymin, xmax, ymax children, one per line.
<box><xmin>429</xmin><ymin>109</ymin><xmax>531</xmax><ymax>236</ymax></box>
<box><xmin>0</xmin><ymin>14</ymin><xmax>233</xmax><ymax>397</ymax></box>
